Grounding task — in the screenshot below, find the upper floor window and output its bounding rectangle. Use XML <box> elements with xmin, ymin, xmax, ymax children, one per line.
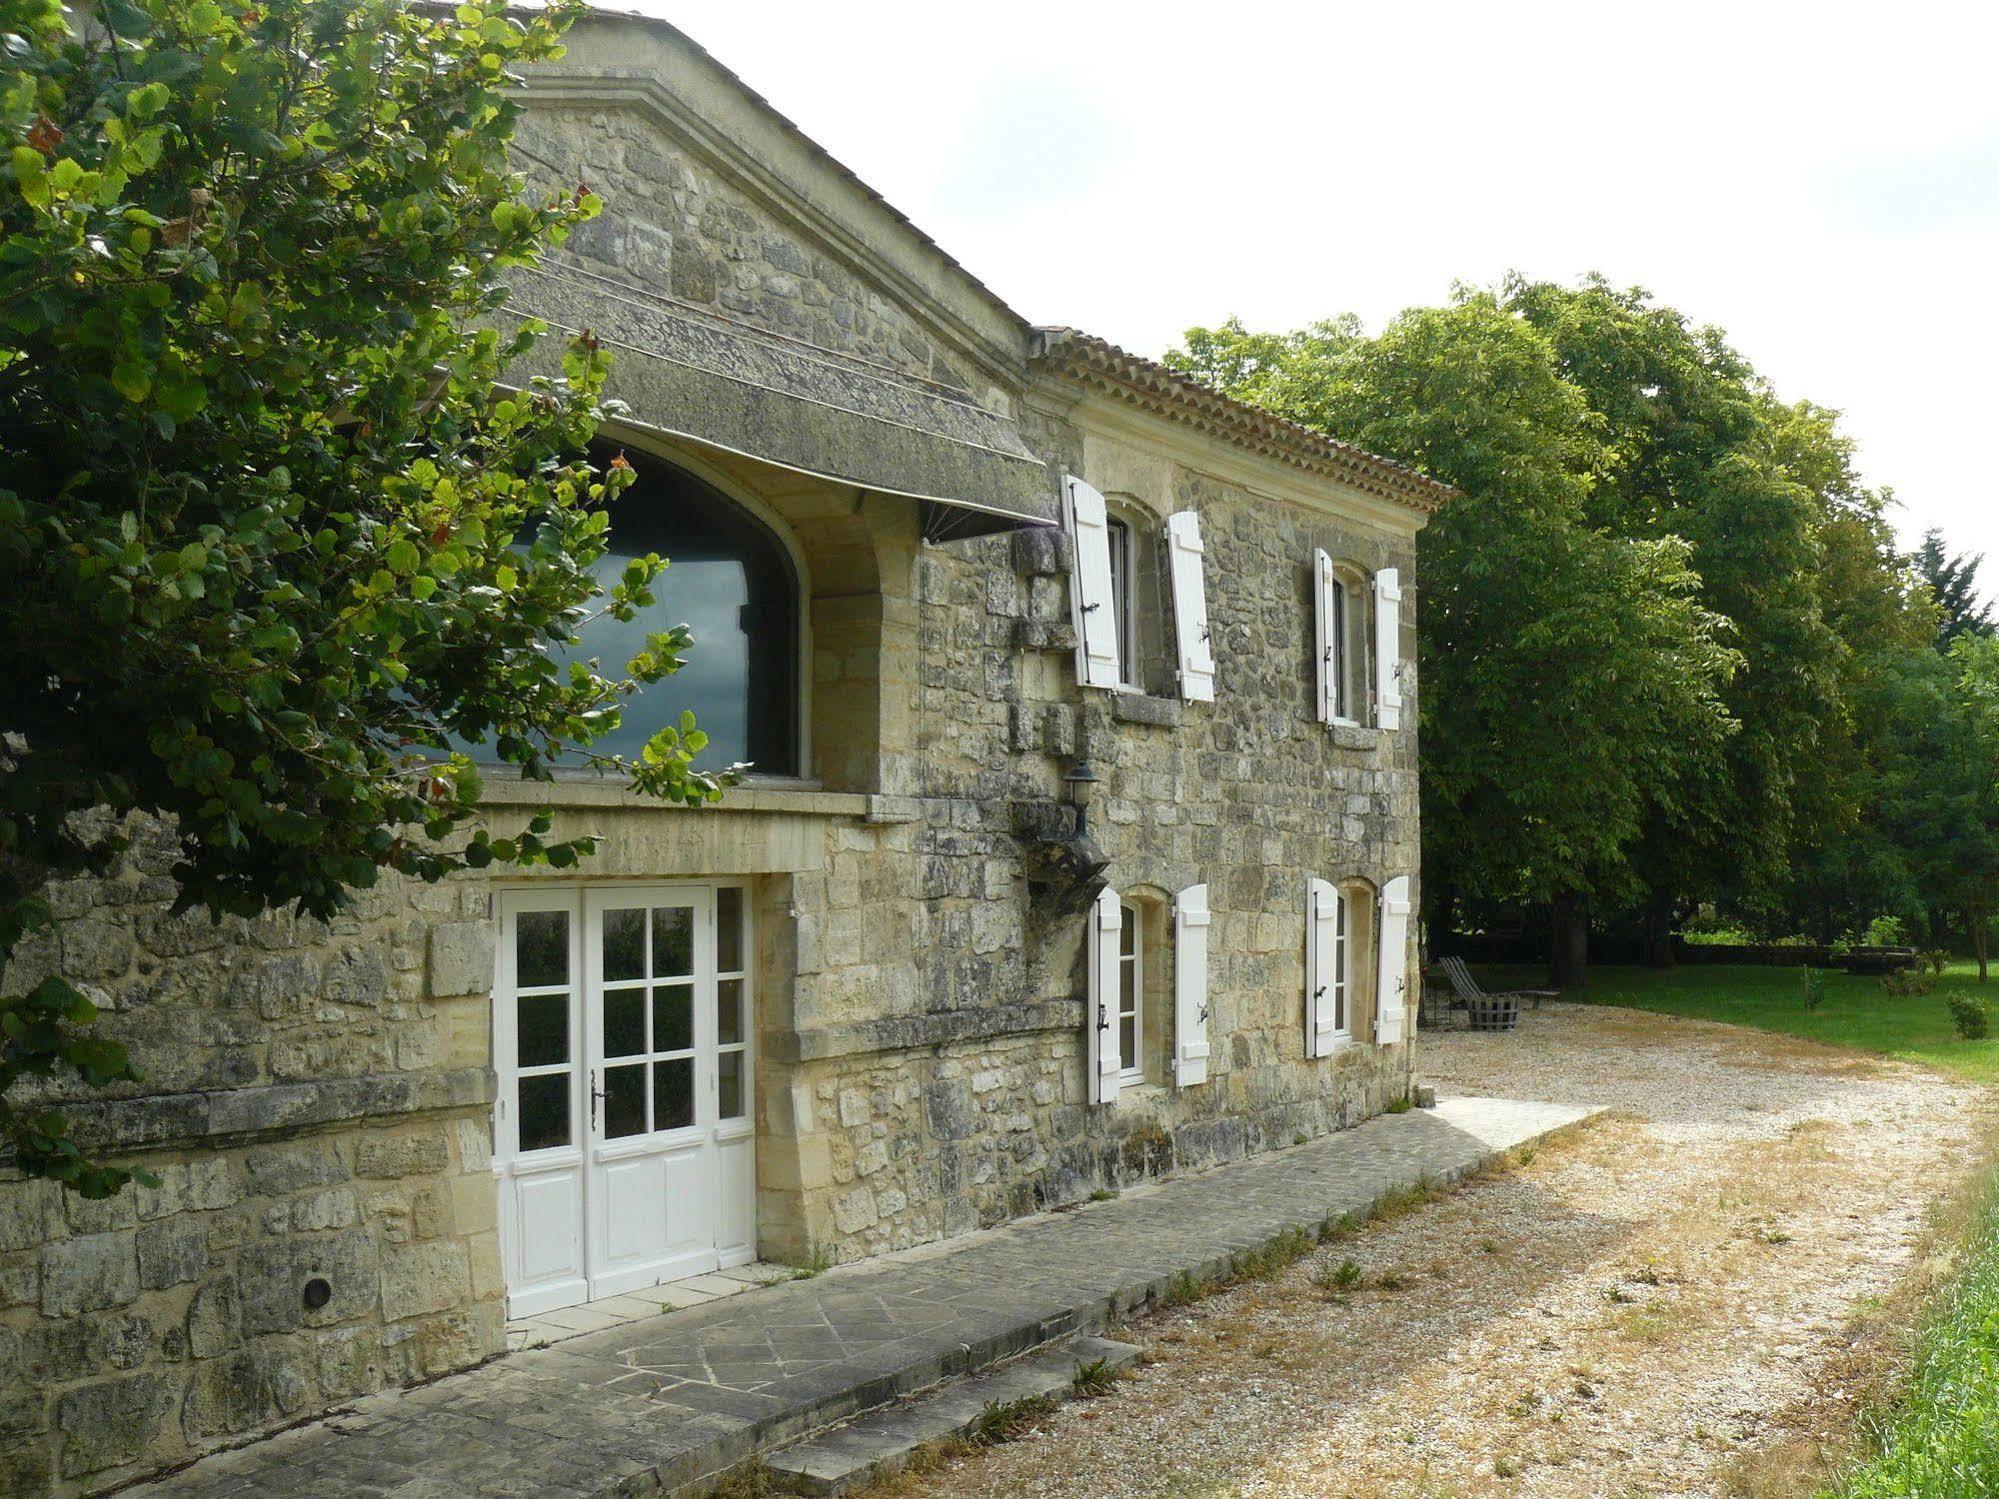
<box><xmin>1106</xmin><ymin>514</ymin><xmax>1137</xmax><ymax>688</ymax></box>
<box><xmin>552</xmin><ymin>444</ymin><xmax>801</xmax><ymax>776</ymax></box>
<box><xmin>1314</xmin><ymin>553</ymin><xmax>1403</xmax><ymax>732</ymax></box>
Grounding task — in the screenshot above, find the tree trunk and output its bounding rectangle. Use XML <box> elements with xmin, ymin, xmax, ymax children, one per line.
<box><xmin>1551</xmin><ymin>894</ymin><xmax>1589</xmax><ymax>991</ymax></box>
<box><xmin>1641</xmin><ymin>890</ymin><xmax>1677</xmax><ymax>969</ymax></box>
<box><xmin>1973</xmin><ymin>909</ymin><xmax>1990</xmax><ymax>983</ymax></box>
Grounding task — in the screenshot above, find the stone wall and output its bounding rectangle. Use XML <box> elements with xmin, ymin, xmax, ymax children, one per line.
<box><xmin>0</xmin><ymin>823</ymin><xmax>502</xmax><ymax>1496</ymax></box>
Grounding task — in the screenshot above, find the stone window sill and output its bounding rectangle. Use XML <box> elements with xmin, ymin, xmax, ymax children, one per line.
<box><xmin>1109</xmin><ymin>692</ymin><xmax>1183</xmax><ymax>728</ymax></box>
<box><xmin>479</xmin><ymin>775</ymin><xmax>875</xmax><ymax>820</ymax></box>
<box><xmin>1327</xmin><ymin>722</ymin><xmax>1383</xmax><ymax>751</ymax></box>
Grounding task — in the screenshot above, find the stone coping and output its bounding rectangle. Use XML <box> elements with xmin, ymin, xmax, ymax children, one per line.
<box><xmin>763</xmin><ymin>999</ymin><xmax>1082</xmax><ymax>1065</ymax></box>
<box><xmin>125</xmin><ymin>1093</ymin><xmax>1592</xmax><ymax>1499</ymax></box>
<box><xmin>5</xmin><ymin>1069</ymin><xmax>495</xmax><ymax>1164</ymax></box>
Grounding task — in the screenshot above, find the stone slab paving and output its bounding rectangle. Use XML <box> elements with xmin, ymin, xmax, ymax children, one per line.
<box><xmin>126</xmin><ymin>1095</ymin><xmax>1587</xmax><ymax>1499</ymax></box>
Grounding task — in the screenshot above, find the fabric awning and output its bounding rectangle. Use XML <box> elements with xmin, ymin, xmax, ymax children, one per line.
<box><xmin>507</xmin><ymin>264</ymin><xmax>1057</xmax><ymax>534</ymax></box>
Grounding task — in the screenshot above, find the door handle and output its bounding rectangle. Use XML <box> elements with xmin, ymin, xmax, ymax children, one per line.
<box><xmin>588</xmin><ymin>1069</ymin><xmax>603</xmax><ymax>1130</ymax></box>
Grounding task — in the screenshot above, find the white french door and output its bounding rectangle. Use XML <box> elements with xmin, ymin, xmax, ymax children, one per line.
<box><xmin>493</xmin><ymin>884</ymin><xmax>756</xmax><ymax>1317</ymax></box>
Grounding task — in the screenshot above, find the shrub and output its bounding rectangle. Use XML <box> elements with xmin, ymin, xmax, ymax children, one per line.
<box><xmin>1883</xmin><ymin>970</ymin><xmax>1937</xmax><ymax>999</ymax></box>
<box><xmin>1864</xmin><ymin>915</ymin><xmax>1911</xmax><ymax>947</ymax></box>
<box><xmin>1803</xmin><ymin>967</ymin><xmax>1828</xmax><ymax>1011</ymax></box>
<box><xmin>1948</xmin><ymin>993</ymin><xmax>1990</xmax><ymax>1041</ymax></box>
<box><xmin>1924</xmin><ymin>949</ymin><xmax>1954</xmax><ymax>977</ymax></box>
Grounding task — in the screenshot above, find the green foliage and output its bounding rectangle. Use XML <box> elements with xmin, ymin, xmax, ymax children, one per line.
<box><xmin>1823</xmin><ymin>1173</ymin><xmax>1999</xmax><ymax>1497</ymax></box>
<box><xmin>1882</xmin><ymin>969</ymin><xmax>1936</xmax><ymax>1000</ymax></box>
<box><xmin>1070</xmin><ymin>1355</ymin><xmax>1119</xmax><ymax>1397</ymax></box>
<box><xmin>1802</xmin><ymin>966</ymin><xmax>1827</xmax><ymax>1012</ymax></box>
<box><xmin>1916</xmin><ymin>528</ymin><xmax>1995</xmax><ymax>646</ymax></box>
<box><xmin>1864</xmin><ymin>915</ymin><xmax>1911</xmax><ymax>948</ymax></box>
<box><xmin>1174</xmin><ymin>296</ymin><xmax>1739</xmax><ymax>923</ymax></box>
<box><xmin>1</xmin><ymin>0</ymin><xmax>739</xmax><ymax>1194</ymax></box>
<box><xmin>1946</xmin><ymin>992</ymin><xmax>1988</xmax><ymax>1042</ymax></box>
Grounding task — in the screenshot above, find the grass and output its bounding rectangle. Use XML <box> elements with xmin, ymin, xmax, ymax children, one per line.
<box><xmin>1480</xmin><ymin>960</ymin><xmax>1999</xmax><ymax>1083</ymax></box>
<box><xmin>1819</xmin><ymin>1174</ymin><xmax>1999</xmax><ymax>1497</ymax></box>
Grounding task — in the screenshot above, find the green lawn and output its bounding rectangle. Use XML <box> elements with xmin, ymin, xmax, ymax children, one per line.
<box><xmin>1479</xmin><ymin>959</ymin><xmax>1999</xmax><ymax>1083</ymax></box>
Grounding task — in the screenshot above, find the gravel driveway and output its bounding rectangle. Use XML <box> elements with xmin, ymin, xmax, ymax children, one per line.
<box><xmin>870</xmin><ymin>1004</ymin><xmax>1990</xmax><ymax>1499</ymax></box>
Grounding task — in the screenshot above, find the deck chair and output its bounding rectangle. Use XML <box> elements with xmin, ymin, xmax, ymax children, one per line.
<box><xmin>1439</xmin><ymin>957</ymin><xmax>1558</xmax><ymax>1032</ymax></box>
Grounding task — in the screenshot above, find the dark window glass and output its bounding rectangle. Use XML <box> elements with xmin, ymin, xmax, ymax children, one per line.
<box><xmin>516</xmin><ymin>910</ymin><xmax>568</xmax><ymax>988</ymax></box>
<box><xmin>545</xmin><ymin>444</ymin><xmax>799</xmax><ymax>773</ymax></box>
<box><xmin>602</xmin><ymin>907</ymin><xmax>645</xmax><ymax>982</ymax></box>
<box><xmin>603</xmin><ymin>1064</ymin><xmax>646</xmax><ymax>1138</ymax></box>
<box><xmin>1119</xmin><ymin>1015</ymin><xmax>1137</xmax><ymax>1066</ymax></box>
<box><xmin>717</xmin><ymin>1051</ymin><xmax>745</xmax><ymax>1121</ymax></box>
<box><xmin>1120</xmin><ymin>905</ymin><xmax>1136</xmax><ymax>958</ymax></box>
<box><xmin>716</xmin><ymin>887</ymin><xmax>744</xmax><ymax>973</ymax></box>
<box><xmin>652</xmin><ymin>904</ymin><xmax>694</xmax><ymax>978</ymax></box>
<box><xmin>716</xmin><ymin>978</ymin><xmax>743</xmax><ymax>1048</ymax></box>
<box><xmin>518</xmin><ymin>1074</ymin><xmax>570</xmax><ymax>1151</ymax></box>
<box><xmin>517</xmin><ymin>994</ymin><xmax>569</xmax><ymax>1067</ymax></box>
<box><xmin>653</xmin><ymin>1057</ymin><xmax>694</xmax><ymax>1130</ymax></box>
<box><xmin>604</xmin><ymin>990</ymin><xmax>646</xmax><ymax>1058</ymax></box>
<box><xmin>653</xmin><ymin>983</ymin><xmax>693</xmax><ymax>1053</ymax></box>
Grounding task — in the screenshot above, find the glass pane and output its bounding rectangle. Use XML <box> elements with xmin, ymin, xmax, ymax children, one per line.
<box><xmin>518</xmin><ymin>1073</ymin><xmax>569</xmax><ymax>1151</ymax></box>
<box><xmin>717</xmin><ymin>1051</ymin><xmax>745</xmax><ymax>1120</ymax></box>
<box><xmin>516</xmin><ymin>910</ymin><xmax>568</xmax><ymax>988</ymax></box>
<box><xmin>1120</xmin><ymin>905</ymin><xmax>1136</xmax><ymax>957</ymax></box>
<box><xmin>653</xmin><ymin>983</ymin><xmax>693</xmax><ymax>1053</ymax></box>
<box><xmin>603</xmin><ymin>1064</ymin><xmax>647</xmax><ymax>1138</ymax></box>
<box><xmin>716</xmin><ymin>978</ymin><xmax>744</xmax><ymax>1047</ymax></box>
<box><xmin>604</xmin><ymin>990</ymin><xmax>646</xmax><ymax>1058</ymax></box>
<box><xmin>602</xmin><ymin>907</ymin><xmax>646</xmax><ymax>982</ymax></box>
<box><xmin>653</xmin><ymin>1057</ymin><xmax>694</xmax><ymax>1130</ymax></box>
<box><xmin>517</xmin><ymin>993</ymin><xmax>569</xmax><ymax>1067</ymax></box>
<box><xmin>651</xmin><ymin>905</ymin><xmax>693</xmax><ymax>978</ymax></box>
<box><xmin>1120</xmin><ymin>958</ymin><xmax>1136</xmax><ymax>1015</ymax></box>
<box><xmin>717</xmin><ymin>888</ymin><xmax>744</xmax><ymax>973</ymax></box>
<box><xmin>1120</xmin><ymin>1015</ymin><xmax>1137</xmax><ymax>1067</ymax></box>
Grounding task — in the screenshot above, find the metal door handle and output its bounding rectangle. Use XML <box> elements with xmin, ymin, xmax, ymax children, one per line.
<box><xmin>589</xmin><ymin>1069</ymin><xmax>603</xmax><ymax>1130</ymax></box>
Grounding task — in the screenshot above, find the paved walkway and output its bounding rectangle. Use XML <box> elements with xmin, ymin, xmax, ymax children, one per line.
<box><xmin>130</xmin><ymin>1095</ymin><xmax>1587</xmax><ymax>1499</ymax></box>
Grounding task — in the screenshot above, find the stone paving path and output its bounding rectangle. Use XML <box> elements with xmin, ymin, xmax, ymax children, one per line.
<box><xmin>127</xmin><ymin>1095</ymin><xmax>1586</xmax><ymax>1499</ymax></box>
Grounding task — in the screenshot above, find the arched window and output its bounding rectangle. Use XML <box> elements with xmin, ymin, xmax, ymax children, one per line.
<box><xmin>555</xmin><ymin>443</ymin><xmax>801</xmax><ymax>775</ymax></box>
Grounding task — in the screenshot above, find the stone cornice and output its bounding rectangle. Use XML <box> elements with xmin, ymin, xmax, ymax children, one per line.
<box><xmin>1031</xmin><ymin>328</ymin><xmax>1456</xmax><ymax>517</ymax></box>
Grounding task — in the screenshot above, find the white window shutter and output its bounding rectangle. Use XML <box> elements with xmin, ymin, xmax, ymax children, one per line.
<box><xmin>1173</xmin><ymin>884</ymin><xmax>1211</xmax><ymax>1086</ymax></box>
<box><xmin>1086</xmin><ymin>884</ymin><xmax>1124</xmax><ymax>1104</ymax></box>
<box><xmin>1305</xmin><ymin>877</ymin><xmax>1344</xmax><ymax>1057</ymax></box>
<box><xmin>1166</xmin><ymin>511</ymin><xmax>1215</xmax><ymax>703</ymax></box>
<box><xmin>1066</xmin><ymin>476</ymin><xmax>1123</xmax><ymax>690</ymax></box>
<box><xmin>1375</xmin><ymin>567</ymin><xmax>1403</xmax><ymax>731</ymax></box>
<box><xmin>1312</xmin><ymin>549</ymin><xmax>1338</xmax><ymax>725</ymax></box>
<box><xmin>1376</xmin><ymin>875</ymin><xmax>1412</xmax><ymax>1044</ymax></box>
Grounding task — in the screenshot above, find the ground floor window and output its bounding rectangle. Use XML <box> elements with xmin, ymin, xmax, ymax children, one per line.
<box><xmin>1118</xmin><ymin>898</ymin><xmax>1143</xmax><ymax>1078</ymax></box>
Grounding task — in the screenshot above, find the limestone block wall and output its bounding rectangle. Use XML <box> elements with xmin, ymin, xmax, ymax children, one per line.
<box><xmin>0</xmin><ymin>823</ymin><xmax>501</xmax><ymax>1497</ymax></box>
<box><xmin>762</xmin><ymin>402</ymin><xmax>1425</xmax><ymax>1260</ymax></box>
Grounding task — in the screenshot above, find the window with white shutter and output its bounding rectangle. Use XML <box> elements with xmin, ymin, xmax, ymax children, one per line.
<box><xmin>1313</xmin><ymin>550</ymin><xmax>1339</xmax><ymax>724</ymax></box>
<box><xmin>1375</xmin><ymin>875</ymin><xmax>1412</xmax><ymax>1044</ymax></box>
<box><xmin>1066</xmin><ymin>476</ymin><xmax>1123</xmax><ymax>690</ymax></box>
<box><xmin>1173</xmin><ymin>884</ymin><xmax>1211</xmax><ymax>1086</ymax></box>
<box><xmin>1166</xmin><ymin>511</ymin><xmax>1214</xmax><ymax>702</ymax></box>
<box><xmin>1305</xmin><ymin>877</ymin><xmax>1350</xmax><ymax>1057</ymax></box>
<box><xmin>1086</xmin><ymin>884</ymin><xmax>1124</xmax><ymax>1103</ymax></box>
<box><xmin>1375</xmin><ymin>567</ymin><xmax>1403</xmax><ymax>731</ymax></box>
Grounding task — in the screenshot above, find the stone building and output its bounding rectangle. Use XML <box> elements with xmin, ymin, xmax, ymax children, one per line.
<box><xmin>0</xmin><ymin>11</ymin><xmax>1449</xmax><ymax>1493</ymax></box>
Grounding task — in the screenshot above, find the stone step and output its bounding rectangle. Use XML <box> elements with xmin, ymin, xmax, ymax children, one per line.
<box><xmin>766</xmin><ymin>1335</ymin><xmax>1143</xmax><ymax>1495</ymax></box>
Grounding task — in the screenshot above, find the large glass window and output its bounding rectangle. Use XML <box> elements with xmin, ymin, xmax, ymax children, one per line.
<box><xmin>540</xmin><ymin>444</ymin><xmax>800</xmax><ymax>775</ymax></box>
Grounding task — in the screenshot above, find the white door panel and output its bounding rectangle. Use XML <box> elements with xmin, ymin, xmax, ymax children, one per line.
<box><xmin>495</xmin><ymin>884</ymin><xmax>758</xmax><ymax>1316</ymax></box>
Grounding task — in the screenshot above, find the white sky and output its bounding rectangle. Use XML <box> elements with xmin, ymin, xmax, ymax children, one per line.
<box><xmin>632</xmin><ymin>0</ymin><xmax>1998</xmax><ymax>596</ymax></box>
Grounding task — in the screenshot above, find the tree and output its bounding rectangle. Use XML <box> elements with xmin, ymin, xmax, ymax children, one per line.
<box><xmin>1873</xmin><ymin>636</ymin><xmax>1999</xmax><ymax>978</ymax></box>
<box><xmin>1</xmin><ymin>0</ymin><xmax>735</xmax><ymax>1196</ymax></box>
<box><xmin>1174</xmin><ymin>294</ymin><xmax>1739</xmax><ymax>987</ymax></box>
<box><xmin>1916</xmin><ymin>528</ymin><xmax>1995</xmax><ymax>646</ymax></box>
<box><xmin>1501</xmin><ymin>277</ymin><xmax>1845</xmax><ymax>966</ymax></box>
